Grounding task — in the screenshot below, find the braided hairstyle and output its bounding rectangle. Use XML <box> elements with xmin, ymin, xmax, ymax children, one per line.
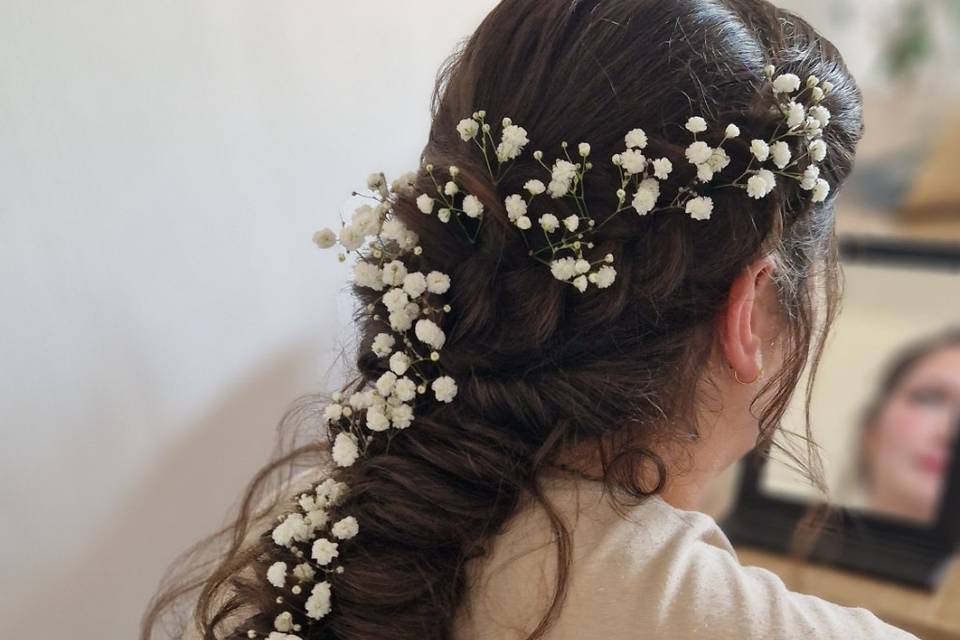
<box><xmin>143</xmin><ymin>1</ymin><xmax>863</xmax><ymax>638</ymax></box>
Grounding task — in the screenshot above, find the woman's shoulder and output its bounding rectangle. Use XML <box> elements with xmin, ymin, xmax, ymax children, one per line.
<box><xmin>454</xmin><ymin>472</ymin><xmax>919</xmax><ymax>640</ymax></box>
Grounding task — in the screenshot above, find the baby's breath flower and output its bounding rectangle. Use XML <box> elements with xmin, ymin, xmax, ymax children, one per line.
<box><xmin>578</xmin><ymin>142</ymin><xmax>591</xmax><ymax>157</ymax></box>
<box><xmin>770</xmin><ymin>141</ymin><xmax>792</xmax><ymax>169</ymax></box>
<box><xmin>274</xmin><ymin>612</ymin><xmax>294</xmax><ymax>633</ymax></box>
<box><xmin>504</xmin><ymin>194</ymin><xmax>527</xmax><ymax>222</ymax></box>
<box><xmin>389</xmin><ymin>351</ymin><xmax>411</xmax><ymax>376</ymax></box>
<box><xmin>685</xmin><ymin>196</ymin><xmax>714</xmax><ymax>221</ymax></box>
<box><xmin>572</xmin><ymin>275</ymin><xmax>588</xmax><ymax>292</ymax></box>
<box><xmin>432</xmin><ymin>376</ymin><xmax>458</xmax><ymax>403</ymax></box>
<box><xmin>425</xmin><ymin>271</ymin><xmax>451</xmax><ymax>294</ymax></box>
<box><xmin>621</xmin><ymin>128</ymin><xmax>646</xmax><ymax>150</ymax></box>
<box><xmin>305</xmin><ymin>581</ymin><xmax>332</xmax><ymax>620</ymax></box>
<box><xmin>750</xmin><ymin>139</ymin><xmax>770</xmax><ymax>162</ymax></box>
<box><xmin>652</xmin><ymin>158</ymin><xmax>673</xmax><ymax>180</ymax></box>
<box><xmin>311</xmin><ymin>538</ymin><xmax>339</xmax><ymax>565</ymax></box>
<box><xmin>444</xmin><ymin>181</ymin><xmax>459</xmax><ymax>196</ymax></box>
<box><xmin>457</xmin><ymin>118</ymin><xmax>480</xmax><ymax>141</ymax></box>
<box><xmin>548</xmin><ymin>160</ymin><xmax>578</xmax><ymax>197</ymax></box>
<box><xmin>462</xmin><ymin>194</ymin><xmax>484</xmax><ymax>218</ymax></box>
<box><xmin>696</xmin><ymin>163</ymin><xmax>714</xmax><ymax>182</ymax></box>
<box><xmin>708</xmin><ymin>147</ymin><xmax>731</xmax><ymax>172</ymax></box>
<box><xmin>809</xmin><ymin>105</ymin><xmax>831</xmax><ymax>128</ymax></box>
<box><xmin>563</xmin><ymin>214</ymin><xmax>580</xmax><ymax>232</ymax></box>
<box><xmin>685</xmin><ymin>141</ymin><xmax>713</xmax><ymax>165</ymax></box>
<box><xmin>367</xmin><ymin>173</ymin><xmax>385</xmax><ymax>192</ymax></box>
<box><xmin>747</xmin><ymin>169</ymin><xmax>776</xmax><ymax>199</ymax></box>
<box><xmin>812</xmin><ymin>178</ymin><xmax>830</xmax><ymax>203</ymax></box>
<box><xmin>516</xmin><ymin>215</ymin><xmax>532</xmax><ymax>230</ymax></box>
<box><xmin>389</xmin><ymin>403</ymin><xmax>414</xmax><ymax>429</ymax></box>
<box><xmin>592</xmin><ymin>265</ymin><xmax>617</xmax><ymax>288</ymax></box>
<box><xmin>381</xmin><ymin>288</ymin><xmax>409</xmax><ymax>314</ymax></box>
<box><xmin>415</xmin><ymin>319</ymin><xmax>446</xmax><ymax>350</ymax></box>
<box><xmin>272</xmin><ymin>513</ymin><xmax>311</xmax><ymax>547</ymax></box>
<box><xmin>416</xmin><ymin>193</ymin><xmax>435</xmax><ymax>214</ymax></box>
<box><xmin>381</xmin><ymin>260</ymin><xmax>408</xmax><ymax>287</ymax></box>
<box><xmin>339</xmin><ymin>225</ymin><xmax>365</xmax><ymax>251</ymax></box>
<box><xmin>632</xmin><ymin>178</ymin><xmax>660</xmax><ymax>216</ymax></box>
<box><xmin>786</xmin><ymin>101</ymin><xmax>805</xmax><ymax>128</ymax></box>
<box><xmin>524</xmin><ymin>179</ymin><xmax>546</xmax><ymax>195</ymax></box>
<box><xmin>323</xmin><ymin>403</ymin><xmax>343</xmax><ymax>423</ymax></box>
<box><xmin>550</xmin><ymin>257</ymin><xmax>577</xmax><ymax>281</ymax></box>
<box><xmin>620</xmin><ymin>149</ymin><xmax>646</xmax><ymax>174</ymax></box>
<box><xmin>402</xmin><ymin>272</ymin><xmax>428</xmax><ymax>298</ymax></box>
<box><xmin>331</xmin><ymin>432</ymin><xmax>359</xmax><ymax>467</ymax></box>
<box><xmin>375</xmin><ymin>371</ymin><xmax>398</xmax><ymax>397</ymax></box>
<box><xmin>809</xmin><ymin>139</ymin><xmax>827</xmax><ymax>163</ymax></box>
<box><xmin>393</xmin><ymin>377</ymin><xmax>417</xmax><ymax>402</ymax></box>
<box><xmin>539</xmin><ymin>213</ymin><xmax>560</xmax><ymax>233</ymax></box>
<box><xmin>725</xmin><ymin>124</ymin><xmax>741</xmax><ymax>139</ymax></box>
<box><xmin>800</xmin><ymin>164</ymin><xmax>820</xmax><ymax>191</ymax></box>
<box><xmin>353</xmin><ymin>262</ymin><xmax>385</xmax><ymax>291</ymax></box>
<box><xmin>312</xmin><ymin>228</ymin><xmax>337</xmax><ymax>249</ymax></box>
<box><xmin>496</xmin><ymin>124</ymin><xmax>529</xmax><ymax>161</ymax></box>
<box><xmin>331</xmin><ymin>515</ymin><xmax>360</xmax><ymax>540</ymax></box>
<box><xmin>772</xmin><ymin>73</ymin><xmax>801</xmax><ymax>94</ymax></box>
<box><xmin>266</xmin><ymin>561</ymin><xmax>287</xmax><ymax>588</ymax></box>
<box><xmin>292</xmin><ymin>562</ymin><xmax>315</xmax><ymax>583</ymax></box>
<box><xmin>685</xmin><ymin>116</ymin><xmax>708</xmax><ymax>133</ymax></box>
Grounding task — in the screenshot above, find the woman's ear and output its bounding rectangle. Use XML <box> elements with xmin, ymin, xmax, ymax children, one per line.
<box><xmin>720</xmin><ymin>255</ymin><xmax>778</xmax><ymax>383</ymax></box>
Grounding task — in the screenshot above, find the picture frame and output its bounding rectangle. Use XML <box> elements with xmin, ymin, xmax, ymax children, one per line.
<box><xmin>722</xmin><ymin>235</ymin><xmax>960</xmax><ymax>590</ymax></box>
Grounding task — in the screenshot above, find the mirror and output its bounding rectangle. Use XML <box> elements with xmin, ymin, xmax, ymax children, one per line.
<box><xmin>724</xmin><ymin>237</ymin><xmax>960</xmax><ymax>588</ymax></box>
<box><xmin>762</xmin><ymin>249</ymin><xmax>960</xmax><ymax>525</ymax></box>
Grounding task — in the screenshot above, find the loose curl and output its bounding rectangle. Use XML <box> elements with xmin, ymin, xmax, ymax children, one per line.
<box><xmin>142</xmin><ymin>1</ymin><xmax>864</xmax><ymax>639</ymax></box>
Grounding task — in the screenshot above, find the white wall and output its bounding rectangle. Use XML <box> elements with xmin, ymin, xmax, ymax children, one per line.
<box><xmin>0</xmin><ymin>2</ymin><xmax>494</xmax><ymax>637</ymax></box>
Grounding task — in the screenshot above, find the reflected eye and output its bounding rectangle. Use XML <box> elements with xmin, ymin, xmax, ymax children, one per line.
<box><xmin>906</xmin><ymin>386</ymin><xmax>947</xmax><ymax>410</ymax></box>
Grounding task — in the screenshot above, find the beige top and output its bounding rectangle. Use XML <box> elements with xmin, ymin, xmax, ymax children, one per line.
<box><xmin>179</xmin><ymin>467</ymin><xmax>919</xmax><ymax>640</ymax></box>
<box><xmin>452</xmin><ymin>470</ymin><xmax>920</xmax><ymax>640</ymax></box>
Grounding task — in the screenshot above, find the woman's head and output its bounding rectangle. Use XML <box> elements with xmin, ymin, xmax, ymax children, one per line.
<box><xmin>859</xmin><ymin>329</ymin><xmax>960</xmax><ymax>522</ymax></box>
<box><xmin>143</xmin><ymin>2</ymin><xmax>863</xmax><ymax>639</ymax></box>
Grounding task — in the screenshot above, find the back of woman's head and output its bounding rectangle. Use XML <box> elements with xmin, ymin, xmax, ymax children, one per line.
<box><xmin>142</xmin><ymin>1</ymin><xmax>864</xmax><ymax>639</ymax></box>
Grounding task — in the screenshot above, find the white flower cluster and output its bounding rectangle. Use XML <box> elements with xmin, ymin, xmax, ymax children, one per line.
<box><xmin>737</xmin><ymin>65</ymin><xmax>835</xmax><ymax>203</ymax></box>
<box><xmin>265</xmin><ymin>171</ymin><xmax>462</xmax><ymax>637</ymax></box>
<box><xmin>447</xmin><ymin>70</ymin><xmax>834</xmax><ymax>292</ymax></box>
<box><xmin>244</xmin><ymin>478</ymin><xmax>355</xmax><ymax>639</ymax></box>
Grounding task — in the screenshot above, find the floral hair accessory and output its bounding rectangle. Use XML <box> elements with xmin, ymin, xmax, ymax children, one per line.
<box><xmin>248</xmin><ymin>65</ymin><xmax>834</xmax><ymax>638</ymax></box>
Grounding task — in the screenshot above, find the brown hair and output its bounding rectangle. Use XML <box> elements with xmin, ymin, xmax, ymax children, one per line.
<box><xmin>142</xmin><ymin>1</ymin><xmax>863</xmax><ymax>638</ymax></box>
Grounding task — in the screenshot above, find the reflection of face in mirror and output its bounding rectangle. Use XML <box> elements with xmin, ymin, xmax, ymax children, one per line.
<box><xmin>859</xmin><ymin>332</ymin><xmax>960</xmax><ymax>523</ymax></box>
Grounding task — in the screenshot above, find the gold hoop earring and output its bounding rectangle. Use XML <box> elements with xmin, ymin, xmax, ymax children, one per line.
<box><xmin>734</xmin><ymin>366</ymin><xmax>763</xmax><ymax>385</ymax></box>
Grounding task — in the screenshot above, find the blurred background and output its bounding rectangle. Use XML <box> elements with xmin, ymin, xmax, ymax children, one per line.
<box><xmin>1</xmin><ymin>1</ymin><xmax>959</xmax><ymax>638</ymax></box>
